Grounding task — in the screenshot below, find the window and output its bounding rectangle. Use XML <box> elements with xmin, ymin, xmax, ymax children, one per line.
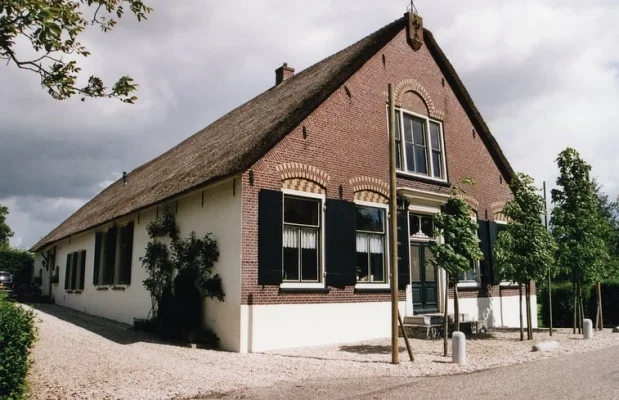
<box><xmin>356</xmin><ymin>205</ymin><xmax>386</xmax><ymax>283</ymax></box>
<box><xmin>458</xmin><ymin>217</ymin><xmax>481</xmax><ymax>286</ymax></box>
<box><xmin>94</xmin><ymin>222</ymin><xmax>134</xmax><ymax>286</ymax></box>
<box><xmin>394</xmin><ymin>109</ymin><xmax>446</xmax><ymax>180</ymax></box>
<box><xmin>283</xmin><ymin>196</ymin><xmax>321</xmax><ymax>282</ymax></box>
<box><xmin>64</xmin><ymin>250</ymin><xmax>86</xmax><ymax>291</ymax></box>
<box><xmin>409</xmin><ymin>214</ymin><xmax>434</xmax><ymax>239</ymax></box>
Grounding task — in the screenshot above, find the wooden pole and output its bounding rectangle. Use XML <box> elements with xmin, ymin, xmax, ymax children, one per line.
<box><xmin>398</xmin><ymin>310</ymin><xmax>415</xmax><ymax>362</ymax></box>
<box><xmin>543</xmin><ymin>181</ymin><xmax>553</xmax><ymax>336</ymax></box>
<box><xmin>388</xmin><ymin>83</ymin><xmax>399</xmax><ymax>365</ymax></box>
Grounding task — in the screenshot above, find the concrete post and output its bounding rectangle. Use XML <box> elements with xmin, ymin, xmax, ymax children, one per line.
<box><xmin>583</xmin><ymin>319</ymin><xmax>593</xmax><ymax>339</ymax></box>
<box><xmin>452</xmin><ymin>331</ymin><xmax>466</xmax><ymax>365</ymax></box>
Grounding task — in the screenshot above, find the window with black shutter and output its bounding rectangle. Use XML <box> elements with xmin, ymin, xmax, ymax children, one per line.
<box><xmin>489</xmin><ymin>221</ymin><xmax>508</xmax><ymax>284</ymax></box>
<box><xmin>79</xmin><ymin>250</ymin><xmax>86</xmax><ymax>290</ymax></box>
<box><xmin>103</xmin><ymin>226</ymin><xmax>117</xmax><ymax>285</ymax></box>
<box><xmin>93</xmin><ymin>222</ymin><xmax>135</xmax><ymax>287</ymax></box>
<box><xmin>70</xmin><ymin>251</ymin><xmax>78</xmax><ymax>290</ymax></box>
<box><xmin>283</xmin><ymin>196</ymin><xmax>321</xmax><ymax>282</ymax></box>
<box><xmin>117</xmin><ymin>222</ymin><xmax>134</xmax><ymax>285</ymax></box>
<box><xmin>64</xmin><ymin>254</ymin><xmax>71</xmax><ymax>290</ymax></box>
<box><xmin>93</xmin><ymin>232</ymin><xmax>102</xmax><ymax>285</ymax></box>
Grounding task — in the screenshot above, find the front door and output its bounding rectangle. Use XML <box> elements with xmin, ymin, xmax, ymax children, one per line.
<box><xmin>410</xmin><ymin>242</ymin><xmax>438</xmax><ymax>314</ymax></box>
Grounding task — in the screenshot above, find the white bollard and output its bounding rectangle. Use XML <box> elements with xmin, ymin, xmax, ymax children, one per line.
<box><xmin>583</xmin><ymin>319</ymin><xmax>593</xmax><ymax>339</ymax></box>
<box><xmin>452</xmin><ymin>331</ymin><xmax>466</xmax><ymax>365</ymax></box>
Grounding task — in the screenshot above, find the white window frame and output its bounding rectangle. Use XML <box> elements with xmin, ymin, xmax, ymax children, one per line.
<box><xmin>354</xmin><ymin>200</ymin><xmax>390</xmax><ymax>290</ymax></box>
<box><xmin>393</xmin><ymin>108</ymin><xmax>448</xmax><ymax>183</ymax></box>
<box><xmin>280</xmin><ymin>189</ymin><xmax>326</xmax><ymax>290</ymax></box>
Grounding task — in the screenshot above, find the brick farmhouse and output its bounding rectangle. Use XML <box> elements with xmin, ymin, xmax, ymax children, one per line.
<box><xmin>31</xmin><ymin>13</ymin><xmax>535</xmax><ymax>352</ymax></box>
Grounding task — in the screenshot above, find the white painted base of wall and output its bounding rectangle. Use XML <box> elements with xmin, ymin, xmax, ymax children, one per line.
<box><xmin>239</xmin><ymin>301</ymin><xmax>406</xmax><ymax>353</ymax></box>
<box><xmin>448</xmin><ymin>295</ymin><xmax>538</xmax><ymax>329</ymax></box>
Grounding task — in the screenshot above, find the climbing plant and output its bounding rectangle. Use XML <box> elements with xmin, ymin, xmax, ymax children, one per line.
<box><xmin>140</xmin><ymin>208</ymin><xmax>224</xmax><ymax>342</ymax></box>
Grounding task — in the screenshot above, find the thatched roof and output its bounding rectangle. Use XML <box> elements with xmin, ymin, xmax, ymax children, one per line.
<box><xmin>31</xmin><ymin>15</ymin><xmax>514</xmax><ymax>252</ymax></box>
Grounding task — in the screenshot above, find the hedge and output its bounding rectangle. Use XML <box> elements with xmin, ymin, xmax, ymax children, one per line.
<box><xmin>539</xmin><ymin>280</ymin><xmax>619</xmax><ymax>328</ymax></box>
<box><xmin>0</xmin><ymin>295</ymin><xmax>36</xmax><ymax>399</ymax></box>
<box><xmin>0</xmin><ymin>249</ymin><xmax>34</xmax><ymax>285</ymax></box>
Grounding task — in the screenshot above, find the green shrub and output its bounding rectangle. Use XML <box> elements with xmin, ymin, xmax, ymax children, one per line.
<box><xmin>0</xmin><ymin>295</ymin><xmax>36</xmax><ymax>399</ymax></box>
<box><xmin>539</xmin><ymin>280</ymin><xmax>619</xmax><ymax>328</ymax></box>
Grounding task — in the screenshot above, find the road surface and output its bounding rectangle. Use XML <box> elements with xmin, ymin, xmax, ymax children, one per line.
<box><xmin>205</xmin><ymin>344</ymin><xmax>619</xmax><ymax>399</ymax></box>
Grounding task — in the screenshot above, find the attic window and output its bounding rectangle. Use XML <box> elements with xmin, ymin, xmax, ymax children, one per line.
<box><xmin>394</xmin><ymin>109</ymin><xmax>447</xmax><ymax>181</ymax></box>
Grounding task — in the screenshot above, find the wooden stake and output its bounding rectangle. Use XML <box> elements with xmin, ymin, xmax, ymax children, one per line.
<box><xmin>388</xmin><ymin>83</ymin><xmax>399</xmax><ymax>365</ymax></box>
<box><xmin>444</xmin><ymin>274</ymin><xmax>449</xmax><ymax>356</ymax></box>
<box><xmin>598</xmin><ymin>282</ymin><xmax>604</xmax><ymax>330</ymax></box>
<box><xmin>398</xmin><ymin>310</ymin><xmax>414</xmax><ymax>362</ymax></box>
<box><xmin>519</xmin><ymin>283</ymin><xmax>524</xmax><ymax>341</ymax></box>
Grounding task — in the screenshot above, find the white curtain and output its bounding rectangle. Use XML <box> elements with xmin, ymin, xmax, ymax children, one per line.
<box><xmin>356</xmin><ymin>234</ymin><xmax>384</xmax><ymax>254</ymax></box>
<box><xmin>284</xmin><ymin>226</ymin><xmax>318</xmax><ymax>249</ymax></box>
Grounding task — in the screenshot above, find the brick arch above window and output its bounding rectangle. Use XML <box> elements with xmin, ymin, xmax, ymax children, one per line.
<box><xmin>393</xmin><ymin>78</ymin><xmax>445</xmax><ymax>121</ymax></box>
<box><xmin>275</xmin><ymin>163</ymin><xmax>331</xmax><ymax>188</ymax></box>
<box><xmin>354</xmin><ymin>190</ymin><xmax>388</xmax><ymax>204</ymax></box>
<box><xmin>349</xmin><ymin>176</ymin><xmax>390</xmax><ymax>199</ymax></box>
<box><xmin>491</xmin><ymin>201</ymin><xmax>508</xmax><ymax>222</ymax></box>
<box><xmin>457</xmin><ymin>194</ymin><xmax>480</xmax><ymax>214</ymax></box>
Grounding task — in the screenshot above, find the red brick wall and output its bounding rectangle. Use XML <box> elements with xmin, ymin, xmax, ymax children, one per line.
<box><xmin>240</xmin><ymin>29</ymin><xmax>513</xmax><ymax>306</ymax></box>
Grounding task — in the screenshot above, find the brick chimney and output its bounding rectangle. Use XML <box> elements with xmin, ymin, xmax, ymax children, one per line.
<box><xmin>275</xmin><ymin>63</ymin><xmax>295</xmax><ymax>85</ymax></box>
<box><xmin>405</xmin><ymin>12</ymin><xmax>423</xmax><ymax>51</ymax></box>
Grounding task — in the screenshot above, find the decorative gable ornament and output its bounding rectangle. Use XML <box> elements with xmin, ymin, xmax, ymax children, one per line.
<box><xmin>406</xmin><ymin>12</ymin><xmax>423</xmax><ymax>51</ymax></box>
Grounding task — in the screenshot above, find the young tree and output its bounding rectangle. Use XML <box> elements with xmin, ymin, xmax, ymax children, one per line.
<box><xmin>428</xmin><ymin>182</ymin><xmax>482</xmax><ymax>356</ymax></box>
<box><xmin>592</xmin><ymin>182</ymin><xmax>619</xmax><ymax>330</ymax></box>
<box><xmin>0</xmin><ymin>204</ymin><xmax>14</xmax><ymax>248</ymax></box>
<box><xmin>1</xmin><ymin>0</ymin><xmax>152</xmax><ymax>102</ymax></box>
<box><xmin>493</xmin><ymin>173</ymin><xmax>557</xmax><ymax>340</ymax></box>
<box><xmin>550</xmin><ymin>148</ymin><xmax>608</xmax><ymax>334</ymax></box>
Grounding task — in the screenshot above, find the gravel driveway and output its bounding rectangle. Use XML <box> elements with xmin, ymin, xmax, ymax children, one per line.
<box><xmin>27</xmin><ymin>304</ymin><xmax>619</xmax><ymax>400</ymax></box>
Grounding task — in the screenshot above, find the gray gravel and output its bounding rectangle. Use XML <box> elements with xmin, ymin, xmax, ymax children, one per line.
<box><xmin>27</xmin><ymin>304</ymin><xmax>619</xmax><ymax>400</ymax></box>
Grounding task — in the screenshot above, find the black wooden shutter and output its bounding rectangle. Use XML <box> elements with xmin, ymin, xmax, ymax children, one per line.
<box><xmin>93</xmin><ymin>232</ymin><xmax>102</xmax><ymax>285</ymax></box>
<box><xmin>325</xmin><ymin>199</ymin><xmax>357</xmax><ymax>286</ymax></box>
<box><xmin>79</xmin><ymin>250</ymin><xmax>86</xmax><ymax>290</ymax></box>
<box><xmin>71</xmin><ymin>252</ymin><xmax>78</xmax><ymax>290</ymax></box>
<box><xmin>478</xmin><ymin>220</ymin><xmax>492</xmax><ymax>286</ymax></box>
<box><xmin>258</xmin><ymin>190</ymin><xmax>283</xmax><ymax>285</ymax></box>
<box><xmin>64</xmin><ymin>254</ymin><xmax>71</xmax><ymax>290</ymax></box>
<box><xmin>119</xmin><ymin>221</ymin><xmax>134</xmax><ymax>285</ymax></box>
<box><xmin>489</xmin><ymin>221</ymin><xmax>502</xmax><ymax>284</ymax></box>
<box><xmin>104</xmin><ymin>226</ymin><xmax>117</xmax><ymax>285</ymax></box>
<box><xmin>397</xmin><ymin>208</ymin><xmax>410</xmax><ymax>289</ymax></box>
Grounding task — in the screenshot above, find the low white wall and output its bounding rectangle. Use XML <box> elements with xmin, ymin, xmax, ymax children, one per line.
<box><xmin>448</xmin><ymin>294</ymin><xmax>538</xmax><ymax>328</ymax></box>
<box><xmin>42</xmin><ymin>178</ymin><xmax>243</xmax><ymax>351</ymax></box>
<box><xmin>239</xmin><ymin>301</ymin><xmax>406</xmax><ymax>353</ymax></box>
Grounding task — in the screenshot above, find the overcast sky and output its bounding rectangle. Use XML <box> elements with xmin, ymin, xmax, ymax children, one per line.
<box><xmin>2</xmin><ymin>0</ymin><xmax>619</xmax><ymax>249</ymax></box>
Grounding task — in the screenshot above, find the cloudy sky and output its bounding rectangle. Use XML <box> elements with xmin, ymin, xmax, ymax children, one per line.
<box><xmin>2</xmin><ymin>0</ymin><xmax>619</xmax><ymax>249</ymax></box>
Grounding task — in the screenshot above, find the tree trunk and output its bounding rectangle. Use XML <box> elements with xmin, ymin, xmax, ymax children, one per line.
<box><xmin>572</xmin><ymin>281</ymin><xmax>577</xmax><ymax>334</ymax></box>
<box><xmin>579</xmin><ymin>288</ymin><xmax>585</xmax><ymax>334</ymax></box>
<box><xmin>454</xmin><ymin>283</ymin><xmax>460</xmax><ymax>333</ymax></box>
<box><xmin>519</xmin><ymin>283</ymin><xmax>524</xmax><ymax>341</ymax></box>
<box><xmin>597</xmin><ymin>282</ymin><xmax>604</xmax><ymax>330</ymax></box>
<box><xmin>526</xmin><ymin>282</ymin><xmax>533</xmax><ymax>340</ymax></box>
<box><xmin>595</xmin><ymin>282</ymin><xmax>600</xmax><ymax>331</ymax></box>
<box><xmin>443</xmin><ymin>274</ymin><xmax>449</xmax><ymax>357</ymax></box>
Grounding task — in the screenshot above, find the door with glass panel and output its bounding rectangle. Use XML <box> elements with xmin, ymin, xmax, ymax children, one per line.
<box><xmin>410</xmin><ymin>242</ymin><xmax>438</xmax><ymax>313</ymax></box>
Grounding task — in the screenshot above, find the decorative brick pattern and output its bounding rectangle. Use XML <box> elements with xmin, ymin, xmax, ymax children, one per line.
<box><xmin>391</xmin><ymin>78</ymin><xmax>446</xmax><ymax>120</ymax></box>
<box><xmin>349</xmin><ymin>176</ymin><xmax>390</xmax><ymax>198</ymax></box>
<box><xmin>282</xmin><ymin>178</ymin><xmax>326</xmax><ymax>195</ymax></box>
<box><xmin>457</xmin><ymin>194</ymin><xmax>479</xmax><ymax>212</ymax></box>
<box><xmin>491</xmin><ymin>201</ymin><xmax>508</xmax><ymax>221</ymax></box>
<box><xmin>275</xmin><ymin>163</ymin><xmax>331</xmax><ymax>188</ymax></box>
<box><xmin>354</xmin><ymin>190</ymin><xmax>388</xmax><ymax>204</ymax></box>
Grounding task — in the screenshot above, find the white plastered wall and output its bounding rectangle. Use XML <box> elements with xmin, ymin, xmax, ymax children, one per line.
<box><xmin>240</xmin><ymin>301</ymin><xmax>406</xmax><ymax>353</ymax></box>
<box><xmin>40</xmin><ymin>178</ymin><xmax>243</xmax><ymax>351</ymax></box>
<box><xmin>447</xmin><ymin>293</ymin><xmax>538</xmax><ymax>328</ymax></box>
<box><xmin>33</xmin><ymin>253</ymin><xmax>51</xmax><ymax>296</ymax></box>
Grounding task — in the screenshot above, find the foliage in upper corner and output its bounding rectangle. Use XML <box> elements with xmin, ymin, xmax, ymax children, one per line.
<box><xmin>140</xmin><ymin>208</ymin><xmax>224</xmax><ymax>342</ymax></box>
<box><xmin>0</xmin><ymin>0</ymin><xmax>152</xmax><ymax>103</ymax></box>
<box><xmin>428</xmin><ymin>180</ymin><xmax>482</xmax><ymax>284</ymax></box>
<box><xmin>494</xmin><ymin>172</ymin><xmax>557</xmax><ymax>285</ymax></box>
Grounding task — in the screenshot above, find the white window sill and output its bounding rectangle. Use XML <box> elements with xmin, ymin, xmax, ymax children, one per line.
<box><xmin>499</xmin><ymin>281</ymin><xmax>520</xmax><ymax>287</ymax></box>
<box><xmin>280</xmin><ymin>282</ymin><xmax>325</xmax><ymax>290</ymax></box>
<box><xmin>396</xmin><ymin>170</ymin><xmax>447</xmax><ymax>184</ymax></box>
<box><xmin>355</xmin><ymin>283</ymin><xmax>390</xmax><ymax>290</ymax></box>
<box><xmin>457</xmin><ymin>282</ymin><xmax>480</xmax><ymax>288</ymax></box>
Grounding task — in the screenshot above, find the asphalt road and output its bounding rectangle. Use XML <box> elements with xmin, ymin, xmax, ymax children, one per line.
<box><xmin>206</xmin><ymin>344</ymin><xmax>619</xmax><ymax>400</ymax></box>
